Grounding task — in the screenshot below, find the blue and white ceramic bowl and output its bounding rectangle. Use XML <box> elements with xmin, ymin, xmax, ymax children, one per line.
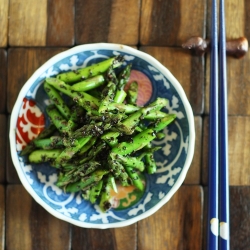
<box><xmin>9</xmin><ymin>43</ymin><xmax>195</xmax><ymax>229</ymax></box>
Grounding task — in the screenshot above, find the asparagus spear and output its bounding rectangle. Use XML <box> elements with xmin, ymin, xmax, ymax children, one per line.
<box><xmin>46</xmin><ymin>105</ymin><xmax>76</xmax><ymax>136</ymax></box>
<box><xmin>112</xmin><ymin>115</ymin><xmax>175</xmax><ymax>156</ymax></box>
<box><xmin>56</xmin><ymin>162</ymin><xmax>100</xmax><ymax>189</ymax></box>
<box><xmin>114</xmin><ymin>64</ymin><xmax>132</xmax><ymax>102</ymax></box>
<box><xmin>126</xmin><ymin>81</ymin><xmax>138</xmax><ymax>105</ymax></box>
<box><xmin>45</xmin><ymin>78</ymin><xmax>100</xmax><ymax>113</ymax></box>
<box><xmin>101</xmin><ymin>131</ymin><xmax>120</xmax><ymax>147</ymax></box>
<box><xmin>111</xmin><ymin>128</ymin><xmax>156</xmax><ymax>155</ymax></box>
<box><xmin>69</xmin><ymin>105</ymin><xmax>85</xmax><ymax>124</ymax></box>
<box><xmin>144</xmin><ymin>110</ymin><xmax>169</xmax><ymax>120</ymax></box>
<box><xmin>89</xmin><ymin>180</ymin><xmax>104</xmax><ymax>204</ymax></box>
<box><xmin>118</xmin><ymin>64</ymin><xmax>132</xmax><ymax>88</ymax></box>
<box><xmin>124</xmin><ymin>166</ymin><xmax>144</xmax><ymax>191</ymax></box>
<box><xmin>77</xmin><ymin>141</ymin><xmax>107</xmax><ymax>165</ymax></box>
<box><xmin>77</xmin><ymin>137</ymin><xmax>97</xmax><ymax>156</ymax></box>
<box><xmin>70</xmin><ymin>75</ymin><xmax>105</xmax><ymax>92</ymax></box>
<box><xmin>54</xmin><ymin>136</ymin><xmax>92</xmax><ymax>165</ymax></box>
<box><xmin>33</xmin><ymin>136</ymin><xmax>64</xmax><ymax>149</ymax></box>
<box><xmin>57</xmin><ymin>56</ymin><xmax>124</xmax><ymax>84</ymax></box>
<box><xmin>70</xmin><ymin>123</ymin><xmax>104</xmax><ymax>139</ymax></box>
<box><xmin>116</xmin><ymin>98</ymin><xmax>168</xmax><ymax>135</ymax></box>
<box><xmin>98</xmin><ymin>81</ymin><xmax>116</xmax><ymax>114</ymax></box>
<box><xmin>21</xmin><ymin>124</ymin><xmax>57</xmax><ymax>156</ymax></box>
<box><xmin>108</xmin><ymin>159</ymin><xmax>130</xmax><ymax>186</ymax></box>
<box><xmin>70</xmin><ymin>112</ymin><xmax>125</xmax><ymax>139</ymax></box>
<box><xmin>57</xmin><ymin>171</ymin><xmax>79</xmax><ymax>188</ymax></box>
<box><xmin>29</xmin><ymin>149</ymin><xmax>63</xmax><ymax>164</ymax></box>
<box><xmin>113</xmin><ymin>90</ymin><xmax>127</xmax><ymax>103</ymax></box>
<box><xmin>44</xmin><ymin>82</ymin><xmax>71</xmax><ymax>119</ymax></box>
<box><xmin>99</xmin><ymin>175</ymin><xmax>114</xmax><ymax>212</ymax></box>
<box><xmin>110</xmin><ymin>152</ymin><xmax>145</xmax><ymax>172</ymax></box>
<box><xmin>65</xmin><ymin>169</ymin><xmax>108</xmax><ymax>193</ymax></box>
<box><xmin>143</xmin><ymin>143</ymin><xmax>158</xmax><ymax>174</ymax></box>
<box><xmin>152</xmin><ymin>114</ymin><xmax>176</xmax><ymax>132</ymax></box>
<box><xmin>106</xmin><ymin>103</ymin><xmax>139</xmax><ymax>113</ymax></box>
<box><xmin>145</xmin><ymin>153</ymin><xmax>157</xmax><ymax>174</ymax></box>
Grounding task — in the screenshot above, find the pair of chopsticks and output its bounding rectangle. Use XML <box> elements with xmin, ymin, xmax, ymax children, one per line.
<box><xmin>207</xmin><ymin>0</ymin><xmax>230</xmax><ymax>249</ymax></box>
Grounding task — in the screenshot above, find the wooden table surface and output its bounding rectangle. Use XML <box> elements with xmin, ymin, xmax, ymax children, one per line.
<box><xmin>1</xmin><ymin>0</ymin><xmax>250</xmax><ymax>249</ymax></box>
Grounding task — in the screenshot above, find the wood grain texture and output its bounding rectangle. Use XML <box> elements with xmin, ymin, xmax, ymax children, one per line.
<box><xmin>9</xmin><ymin>0</ymin><xmax>47</xmax><ymax>46</ymax></box>
<box><xmin>202</xmin><ymin>116</ymin><xmax>250</xmax><ymax>185</ymax></box>
<box><xmin>244</xmin><ymin>0</ymin><xmax>250</xmax><ymax>41</ymax></box>
<box><xmin>6</xmin><ymin>114</ymin><xmax>20</xmax><ymax>184</ymax></box>
<box><xmin>0</xmin><ymin>50</ymin><xmax>7</xmax><ymax>113</ymax></box>
<box><xmin>184</xmin><ymin>116</ymin><xmax>202</xmax><ymax>184</ymax></box>
<box><xmin>0</xmin><ymin>0</ymin><xmax>8</xmax><ymax>47</ymax></box>
<box><xmin>140</xmin><ymin>0</ymin><xmax>206</xmax><ymax>46</ymax></box>
<box><xmin>205</xmin><ymin>52</ymin><xmax>250</xmax><ymax>115</ymax></box>
<box><xmin>207</xmin><ymin>0</ymin><xmax>247</xmax><ymax>40</ymax></box>
<box><xmin>71</xmin><ymin>225</ymin><xmax>137</xmax><ymax>250</ymax></box>
<box><xmin>75</xmin><ymin>0</ymin><xmax>140</xmax><ymax>45</ymax></box>
<box><xmin>202</xmin><ymin>187</ymin><xmax>208</xmax><ymax>249</ymax></box>
<box><xmin>230</xmin><ymin>186</ymin><xmax>250</xmax><ymax>249</ymax></box>
<box><xmin>7</xmin><ymin>48</ymin><xmax>67</xmax><ymax>113</ymax></box>
<box><xmin>2</xmin><ymin>1</ymin><xmax>250</xmax><ymax>248</ymax></box>
<box><xmin>0</xmin><ymin>186</ymin><xmax>5</xmax><ymax>250</ymax></box>
<box><xmin>75</xmin><ymin>0</ymin><xmax>112</xmax><ymax>43</ymax></box>
<box><xmin>138</xmin><ymin>185</ymin><xmax>203</xmax><ymax>250</ymax></box>
<box><xmin>140</xmin><ymin>46</ymin><xmax>204</xmax><ymax>115</ymax></box>
<box><xmin>6</xmin><ymin>185</ymin><xmax>71</xmax><ymax>250</ymax></box>
<box><xmin>0</xmin><ymin>115</ymin><xmax>6</xmax><ymax>183</ymax></box>
<box><xmin>107</xmin><ymin>0</ymin><xmax>140</xmax><ymax>45</ymax></box>
<box><xmin>46</xmin><ymin>0</ymin><xmax>74</xmax><ymax>46</ymax></box>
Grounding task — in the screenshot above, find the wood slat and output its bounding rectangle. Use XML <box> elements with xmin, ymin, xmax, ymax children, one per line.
<box><xmin>107</xmin><ymin>0</ymin><xmax>140</xmax><ymax>45</ymax></box>
<box><xmin>230</xmin><ymin>186</ymin><xmax>250</xmax><ymax>249</ymax></box>
<box><xmin>138</xmin><ymin>185</ymin><xmax>203</xmax><ymax>250</ymax></box>
<box><xmin>0</xmin><ymin>115</ymin><xmax>7</xmax><ymax>183</ymax></box>
<box><xmin>46</xmin><ymin>0</ymin><xmax>74</xmax><ymax>46</ymax></box>
<box><xmin>140</xmin><ymin>0</ymin><xmax>206</xmax><ymax>46</ymax></box>
<box><xmin>0</xmin><ymin>0</ymin><xmax>9</xmax><ymax>47</ymax></box>
<box><xmin>71</xmin><ymin>225</ymin><xmax>137</xmax><ymax>250</ymax></box>
<box><xmin>75</xmin><ymin>0</ymin><xmax>140</xmax><ymax>45</ymax></box>
<box><xmin>244</xmin><ymin>1</ymin><xmax>250</xmax><ymax>40</ymax></box>
<box><xmin>202</xmin><ymin>187</ymin><xmax>208</xmax><ymax>250</ymax></box>
<box><xmin>140</xmin><ymin>46</ymin><xmax>204</xmax><ymax>115</ymax></box>
<box><xmin>205</xmin><ymin>52</ymin><xmax>250</xmax><ymax>115</ymax></box>
<box><xmin>6</xmin><ymin>185</ymin><xmax>71</xmax><ymax>250</ymax></box>
<box><xmin>184</xmin><ymin>116</ymin><xmax>202</xmax><ymax>184</ymax></box>
<box><xmin>8</xmin><ymin>0</ymin><xmax>74</xmax><ymax>46</ymax></box>
<box><xmin>202</xmin><ymin>116</ymin><xmax>250</xmax><ymax>185</ymax></box>
<box><xmin>0</xmin><ymin>50</ymin><xmax>7</xmax><ymax>113</ymax></box>
<box><xmin>8</xmin><ymin>0</ymin><xmax>48</xmax><ymax>46</ymax></box>
<box><xmin>7</xmin><ymin>48</ymin><xmax>67</xmax><ymax>113</ymax></box>
<box><xmin>0</xmin><ymin>185</ymin><xmax>5</xmax><ymax>250</ymax></box>
<box><xmin>7</xmin><ymin>114</ymin><xmax>20</xmax><ymax>184</ymax></box>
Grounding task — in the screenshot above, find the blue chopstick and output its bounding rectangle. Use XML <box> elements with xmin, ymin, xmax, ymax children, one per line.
<box><xmin>218</xmin><ymin>0</ymin><xmax>230</xmax><ymax>249</ymax></box>
<box><xmin>207</xmin><ymin>0</ymin><xmax>230</xmax><ymax>249</ymax></box>
<box><xmin>207</xmin><ymin>0</ymin><xmax>219</xmax><ymax>248</ymax></box>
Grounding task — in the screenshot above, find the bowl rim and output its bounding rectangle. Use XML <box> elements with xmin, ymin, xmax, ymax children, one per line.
<box><xmin>9</xmin><ymin>43</ymin><xmax>195</xmax><ymax>229</ymax></box>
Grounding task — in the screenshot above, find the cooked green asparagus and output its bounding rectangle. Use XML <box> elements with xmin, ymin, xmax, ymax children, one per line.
<box><xmin>21</xmin><ymin>56</ymin><xmax>176</xmax><ymax>212</ymax></box>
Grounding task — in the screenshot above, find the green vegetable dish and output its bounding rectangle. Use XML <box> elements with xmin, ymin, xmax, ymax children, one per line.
<box><xmin>21</xmin><ymin>56</ymin><xmax>176</xmax><ymax>212</ymax></box>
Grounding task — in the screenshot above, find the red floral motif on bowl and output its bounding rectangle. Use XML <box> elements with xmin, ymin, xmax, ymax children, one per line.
<box><xmin>16</xmin><ymin>98</ymin><xmax>45</xmax><ymax>151</ymax></box>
